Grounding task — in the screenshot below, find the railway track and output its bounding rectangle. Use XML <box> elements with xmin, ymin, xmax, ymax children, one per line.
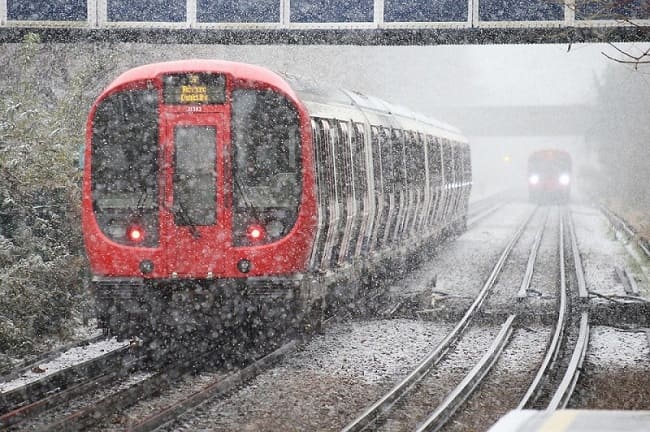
<box><xmin>3</xmin><ymin>202</ymin><xmax>644</xmax><ymax>431</ymax></box>
<box><xmin>0</xmin><ymin>339</ymin><xmax>144</xmax><ymax>429</ymax></box>
<box><xmin>341</xmin><ymin>206</ymin><xmax>538</xmax><ymax>432</ymax></box>
<box><xmin>342</xmin><ymin>205</ymin><xmax>594</xmax><ymax>431</ymax></box>
<box><xmin>1</xmin><ymin>336</ymin><xmax>300</xmax><ymax>431</ymax></box>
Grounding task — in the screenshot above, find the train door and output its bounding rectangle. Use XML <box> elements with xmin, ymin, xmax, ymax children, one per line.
<box><xmin>160</xmin><ymin>111</ymin><xmax>228</xmax><ymax>278</ymax></box>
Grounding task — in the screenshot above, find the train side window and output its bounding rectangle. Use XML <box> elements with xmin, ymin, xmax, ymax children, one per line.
<box><xmin>442</xmin><ymin>140</ymin><xmax>453</xmax><ymax>184</ymax></box>
<box><xmin>312</xmin><ymin>119</ymin><xmax>328</xmax><ymax>203</ymax></box>
<box><xmin>352</xmin><ymin>123</ymin><xmax>367</xmax><ymax>197</ymax></box>
<box><xmin>371</xmin><ymin>126</ymin><xmax>383</xmax><ymax>194</ymax></box>
<box><xmin>391</xmin><ymin>129</ymin><xmax>406</xmax><ymax>191</ymax></box>
<box><xmin>337</xmin><ymin>121</ymin><xmax>353</xmax><ymax>201</ymax></box>
<box><xmin>321</xmin><ymin>120</ymin><xmax>337</xmax><ymax>203</ymax></box>
<box><xmin>428</xmin><ymin>135</ymin><xmax>442</xmax><ymax>188</ymax></box>
<box><xmin>464</xmin><ymin>145</ymin><xmax>472</xmax><ymax>182</ymax></box>
<box><xmin>380</xmin><ymin>127</ymin><xmax>394</xmax><ymax>194</ymax></box>
<box><xmin>414</xmin><ymin>133</ymin><xmax>427</xmax><ymax>187</ymax></box>
<box><xmin>453</xmin><ymin>142</ymin><xmax>463</xmax><ymax>184</ymax></box>
<box><xmin>403</xmin><ymin>131</ymin><xmax>415</xmax><ymax>188</ymax></box>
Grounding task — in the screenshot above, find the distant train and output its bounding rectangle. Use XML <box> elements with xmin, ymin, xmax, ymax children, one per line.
<box><xmin>81</xmin><ymin>60</ymin><xmax>471</xmax><ymax>341</ymax></box>
<box><xmin>527</xmin><ymin>149</ymin><xmax>572</xmax><ymax>203</ymax></box>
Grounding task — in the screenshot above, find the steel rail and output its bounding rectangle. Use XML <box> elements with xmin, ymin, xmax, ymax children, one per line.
<box><xmin>341</xmin><ymin>207</ymin><xmax>536</xmax><ymax>432</ymax></box>
<box><xmin>546</xmin><ymin>311</ymin><xmax>590</xmax><ymax>410</ymax></box>
<box><xmin>0</xmin><ymin>343</ymin><xmax>132</xmax><ymax>413</ymax></box>
<box><xmin>1</xmin><ymin>372</ymin><xmax>117</xmax><ymax>428</ymax></box>
<box><xmin>0</xmin><ymin>351</ymin><xmax>145</xmax><ymax>428</ymax></box>
<box><xmin>615</xmin><ymin>266</ymin><xmax>641</xmax><ymax>296</ymax></box>
<box><xmin>42</xmin><ymin>340</ymin><xmax>298</xmax><ymax>432</ymax></box>
<box><xmin>129</xmin><ymin>340</ymin><xmax>298</xmax><ymax>432</ymax></box>
<box><xmin>546</xmin><ymin>206</ymin><xmax>591</xmax><ymax>409</ymax></box>
<box><xmin>517</xmin><ymin>208</ymin><xmax>550</xmax><ymax>299</ymax></box>
<box><xmin>517</xmin><ymin>208</ymin><xmax>568</xmax><ymax>409</ymax></box>
<box><xmin>600</xmin><ymin>205</ymin><xmax>650</xmax><ymax>260</ymax></box>
<box><xmin>0</xmin><ymin>334</ymin><xmax>105</xmax><ymax>382</ymax></box>
<box><xmin>414</xmin><ymin>314</ymin><xmax>516</xmax><ymax>432</ymax></box>
<box><xmin>567</xmin><ymin>209</ymin><xmax>588</xmax><ymax>300</ymax></box>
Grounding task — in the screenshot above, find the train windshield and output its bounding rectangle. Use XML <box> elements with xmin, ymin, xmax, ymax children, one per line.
<box><xmin>173</xmin><ymin>126</ymin><xmax>217</xmax><ymax>226</ymax></box>
<box><xmin>231</xmin><ymin>88</ymin><xmax>301</xmax><ymax>245</ymax></box>
<box><xmin>91</xmin><ymin>89</ymin><xmax>160</xmax><ymax>246</ymax></box>
<box><xmin>528</xmin><ymin>152</ymin><xmax>571</xmax><ymax>175</ymax></box>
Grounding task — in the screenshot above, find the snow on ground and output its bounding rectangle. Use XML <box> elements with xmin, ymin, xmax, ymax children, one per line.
<box><xmin>390</xmin><ymin>202</ymin><xmax>534</xmax><ymax>309</ymax></box>
<box><xmin>587</xmin><ymin>326</ymin><xmax>650</xmax><ymax>368</ymax></box>
<box><xmin>0</xmin><ymin>337</ymin><xmax>127</xmax><ymax>393</ymax></box>
<box><xmin>572</xmin><ymin>205</ymin><xmax>648</xmax><ymax>298</ymax></box>
<box><xmin>284</xmin><ymin>318</ymin><xmax>454</xmax><ymax>385</ymax></box>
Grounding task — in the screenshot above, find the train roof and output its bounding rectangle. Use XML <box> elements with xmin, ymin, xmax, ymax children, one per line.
<box><xmin>281</xmin><ymin>73</ymin><xmax>466</xmax><ymax>140</ymax></box>
<box><xmin>528</xmin><ymin>149</ymin><xmax>572</xmax><ymax>161</ymax></box>
<box><xmin>100</xmin><ymin>59</ymin><xmax>466</xmax><ymax>142</ymax></box>
<box><xmin>99</xmin><ymin>59</ymin><xmax>299</xmax><ymax>102</ymax></box>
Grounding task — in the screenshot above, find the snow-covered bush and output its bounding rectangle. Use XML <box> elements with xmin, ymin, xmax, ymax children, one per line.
<box><xmin>0</xmin><ymin>34</ymin><xmax>108</xmax><ymax>358</ymax></box>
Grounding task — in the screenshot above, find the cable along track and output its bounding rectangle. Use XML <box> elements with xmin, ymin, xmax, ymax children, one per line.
<box><xmin>341</xmin><ymin>207</ymin><xmax>537</xmax><ymax>432</ymax></box>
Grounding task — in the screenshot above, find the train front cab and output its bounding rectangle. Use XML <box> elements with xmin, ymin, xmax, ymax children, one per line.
<box><xmin>82</xmin><ymin>62</ymin><xmax>317</xmax><ymax>338</ymax></box>
<box><xmin>527</xmin><ymin>149</ymin><xmax>572</xmax><ymax>204</ymax></box>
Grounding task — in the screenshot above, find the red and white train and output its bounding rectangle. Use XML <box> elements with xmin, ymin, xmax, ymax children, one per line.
<box><xmin>527</xmin><ymin>149</ymin><xmax>572</xmax><ymax>203</ymax></box>
<box><xmin>81</xmin><ymin>60</ymin><xmax>471</xmax><ymax>338</ymax></box>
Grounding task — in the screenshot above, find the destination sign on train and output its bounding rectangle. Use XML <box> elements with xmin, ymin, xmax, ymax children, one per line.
<box><xmin>163</xmin><ymin>73</ymin><xmax>226</xmax><ymax>105</ymax></box>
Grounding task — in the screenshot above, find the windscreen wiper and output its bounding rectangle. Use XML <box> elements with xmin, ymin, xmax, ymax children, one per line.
<box><xmin>170</xmin><ymin>201</ymin><xmax>201</xmax><ymax>239</ymax></box>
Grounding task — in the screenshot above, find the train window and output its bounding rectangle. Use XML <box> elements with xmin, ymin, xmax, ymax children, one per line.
<box><xmin>231</xmin><ymin>89</ymin><xmax>301</xmax><ymax>245</ymax></box>
<box><xmin>404</xmin><ymin>131</ymin><xmax>426</xmax><ymax>187</ymax></box>
<box><xmin>337</xmin><ymin>122</ymin><xmax>353</xmax><ymax>201</ymax></box>
<box><xmin>442</xmin><ymin>140</ymin><xmax>453</xmax><ymax>184</ymax></box>
<box><xmin>327</xmin><ymin>121</ymin><xmax>342</xmax><ymax>203</ymax></box>
<box><xmin>312</xmin><ymin>119</ymin><xmax>329</xmax><ymax>203</ymax></box>
<box><xmin>352</xmin><ymin>123</ymin><xmax>367</xmax><ymax>197</ymax></box>
<box><xmin>197</xmin><ymin>0</ymin><xmax>280</xmax><ymax>23</ymax></box>
<box><xmin>290</xmin><ymin>0</ymin><xmax>373</xmax><ymax>23</ymax></box>
<box><xmin>463</xmin><ymin>145</ymin><xmax>472</xmax><ymax>182</ymax></box>
<box><xmin>391</xmin><ymin>129</ymin><xmax>406</xmax><ymax>191</ymax></box>
<box><xmin>371</xmin><ymin>126</ymin><xmax>384</xmax><ymax>194</ymax></box>
<box><xmin>173</xmin><ymin>126</ymin><xmax>217</xmax><ymax>226</ymax></box>
<box><xmin>91</xmin><ymin>89</ymin><xmax>159</xmax><ymax>246</ymax></box>
<box><xmin>428</xmin><ymin>136</ymin><xmax>442</xmax><ymax>187</ymax></box>
<box><xmin>7</xmin><ymin>0</ymin><xmax>87</xmax><ymax>21</ymax></box>
<box><xmin>319</xmin><ymin>120</ymin><xmax>336</xmax><ymax>203</ymax></box>
<box><xmin>380</xmin><ymin>127</ymin><xmax>394</xmax><ymax>194</ymax></box>
<box><xmin>453</xmin><ymin>144</ymin><xmax>463</xmax><ymax>184</ymax></box>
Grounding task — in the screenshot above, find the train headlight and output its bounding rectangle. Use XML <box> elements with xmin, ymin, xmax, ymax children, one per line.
<box><xmin>528</xmin><ymin>174</ymin><xmax>540</xmax><ymax>185</ymax></box>
<box><xmin>126</xmin><ymin>224</ymin><xmax>145</xmax><ymax>243</ymax></box>
<box><xmin>246</xmin><ymin>224</ymin><xmax>266</xmax><ymax>242</ymax></box>
<box><xmin>559</xmin><ymin>173</ymin><xmax>570</xmax><ymax>186</ymax></box>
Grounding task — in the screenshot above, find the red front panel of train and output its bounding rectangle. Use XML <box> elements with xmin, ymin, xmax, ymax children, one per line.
<box><xmin>82</xmin><ymin>66</ymin><xmax>316</xmax><ymax>279</ymax></box>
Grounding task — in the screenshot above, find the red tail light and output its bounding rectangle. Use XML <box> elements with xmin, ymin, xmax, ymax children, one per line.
<box><xmin>127</xmin><ymin>224</ymin><xmax>145</xmax><ymax>243</ymax></box>
<box><xmin>246</xmin><ymin>224</ymin><xmax>266</xmax><ymax>242</ymax></box>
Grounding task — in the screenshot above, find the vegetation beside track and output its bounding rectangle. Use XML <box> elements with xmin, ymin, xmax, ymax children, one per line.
<box><xmin>0</xmin><ymin>34</ymin><xmax>116</xmax><ymax>361</ymax></box>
